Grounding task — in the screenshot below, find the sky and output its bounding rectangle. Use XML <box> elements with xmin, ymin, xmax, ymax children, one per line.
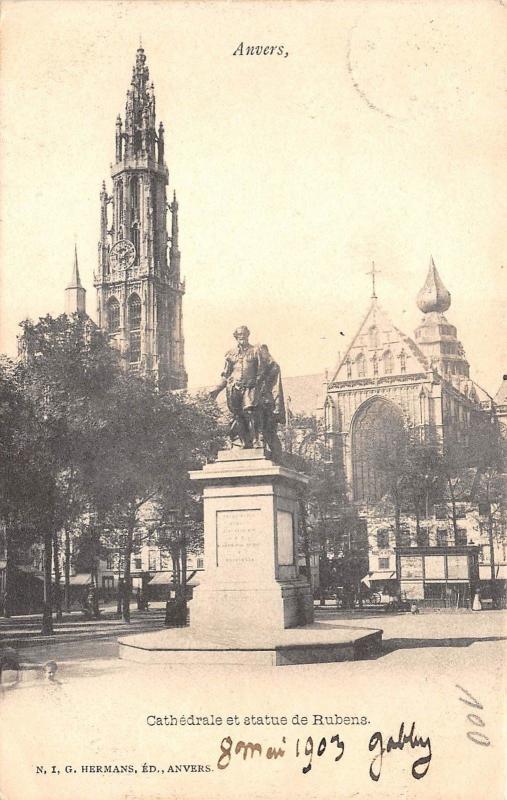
<box><xmin>1</xmin><ymin>0</ymin><xmax>506</xmax><ymax>395</ymax></box>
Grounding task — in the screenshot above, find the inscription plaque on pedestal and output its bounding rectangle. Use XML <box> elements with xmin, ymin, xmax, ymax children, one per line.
<box><xmin>277</xmin><ymin>510</ymin><xmax>295</xmax><ymax>566</ymax></box>
<box><xmin>216</xmin><ymin>509</ymin><xmax>263</xmax><ymax>575</ymax></box>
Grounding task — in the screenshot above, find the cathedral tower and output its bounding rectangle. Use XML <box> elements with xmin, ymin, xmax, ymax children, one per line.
<box><xmin>94</xmin><ymin>45</ymin><xmax>187</xmax><ymax>389</ymax></box>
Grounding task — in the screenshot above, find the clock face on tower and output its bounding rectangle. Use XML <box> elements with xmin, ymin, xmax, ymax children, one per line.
<box><xmin>109</xmin><ymin>239</ymin><xmax>136</xmax><ymax>273</ymax></box>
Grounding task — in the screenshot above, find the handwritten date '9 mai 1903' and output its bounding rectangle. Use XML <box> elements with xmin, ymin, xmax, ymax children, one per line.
<box><xmin>217</xmin><ymin>722</ymin><xmax>432</xmax><ymax>781</ymax></box>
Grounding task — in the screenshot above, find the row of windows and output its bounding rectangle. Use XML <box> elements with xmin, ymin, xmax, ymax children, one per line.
<box><xmin>116</xmin><ymin>177</ymin><xmax>139</xmax><ymax>217</ymax></box>
<box><xmin>373</xmin><ymin>504</ymin><xmax>467</xmax><ymax>534</ymax></box>
<box><xmin>376</xmin><ymin>527</ymin><xmax>468</xmax><ymax>549</ymax></box>
<box><xmin>107</xmin><ymin>295</ymin><xmax>142</xmax><ymax>362</ymax></box>
<box><xmin>346</xmin><ymin>350</ymin><xmax>407</xmax><ymax>379</ymax></box>
<box><xmin>107</xmin><ymin>553</ymin><xmax>205</xmax><ymax>571</ymax></box>
<box><xmin>107</xmin><ymin>295</ymin><xmax>142</xmax><ymax>332</ymax></box>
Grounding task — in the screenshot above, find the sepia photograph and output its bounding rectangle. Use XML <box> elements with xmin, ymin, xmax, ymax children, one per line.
<box><xmin>0</xmin><ymin>1</ymin><xmax>506</xmax><ymax>798</ymax></box>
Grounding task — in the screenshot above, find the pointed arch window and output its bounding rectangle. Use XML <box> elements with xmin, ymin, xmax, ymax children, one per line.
<box><xmin>118</xmin><ymin>181</ymin><xmax>124</xmax><ymax>224</ymax></box>
<box><xmin>356</xmin><ymin>353</ymin><xmax>366</xmax><ymax>378</ymax></box>
<box><xmin>372</xmin><ymin>353</ymin><xmax>379</xmax><ymax>377</ymax></box>
<box><xmin>399</xmin><ymin>349</ymin><xmax>407</xmax><ymax>374</ymax></box>
<box><xmin>351</xmin><ymin>397</ymin><xmax>406</xmax><ymax>502</ymax></box>
<box><xmin>131</xmin><ymin>223</ymin><xmax>140</xmax><ymax>265</ymax></box>
<box><xmin>128</xmin><ymin>293</ymin><xmax>142</xmax><ymax>363</ymax></box>
<box><xmin>107</xmin><ymin>297</ymin><xmax>120</xmax><ymax>334</ymax></box>
<box><xmin>128</xmin><ymin>294</ymin><xmax>142</xmax><ymax>330</ymax></box>
<box><xmin>383</xmin><ymin>350</ymin><xmax>393</xmax><ymax>375</ymax></box>
<box><xmin>368</xmin><ymin>325</ymin><xmax>378</xmax><ymax>349</ymax></box>
<box><xmin>324</xmin><ymin>398</ymin><xmax>333</xmax><ymax>432</ymax></box>
<box><xmin>345</xmin><ymin>358</ymin><xmax>352</xmax><ymax>379</ymax></box>
<box><xmin>130</xmin><ymin>177</ymin><xmax>139</xmax><ymax>216</ymax></box>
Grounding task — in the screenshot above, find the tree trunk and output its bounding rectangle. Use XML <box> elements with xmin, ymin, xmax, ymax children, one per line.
<box><xmin>356</xmin><ymin>573</ymin><xmax>363</xmax><ymax>609</ymax></box>
<box><xmin>486</xmin><ymin>496</ymin><xmax>496</xmax><ymax>607</ymax></box>
<box><xmin>318</xmin><ymin>507</ymin><xmax>327</xmax><ymax>604</ymax></box>
<box><xmin>2</xmin><ymin>518</ymin><xmax>13</xmax><ymax>617</ymax></box>
<box><xmin>448</xmin><ymin>480</ymin><xmax>459</xmax><ymax>545</ymax></box>
<box><xmin>299</xmin><ymin>498</ymin><xmax>313</xmax><ymax>593</ymax></box>
<box><xmin>116</xmin><ymin>583</ymin><xmax>123</xmax><ymax>615</ymax></box>
<box><xmin>415</xmin><ymin>506</ymin><xmax>421</xmax><ymax>539</ymax></box>
<box><xmin>91</xmin><ymin>555</ymin><xmax>100</xmax><ymax>618</ymax></box>
<box><xmin>180</xmin><ymin>527</ymin><xmax>188</xmax><ymax>621</ymax></box>
<box><xmin>172</xmin><ymin>549</ymin><xmax>181</xmax><ymax>587</ymax></box>
<box><xmin>41</xmin><ymin>530</ymin><xmax>54</xmax><ymax>635</ymax></box>
<box><xmin>64</xmin><ymin>525</ymin><xmax>71</xmax><ymax>612</ymax></box>
<box><xmin>116</xmin><ymin>552</ymin><xmax>123</xmax><ymax>615</ymax></box>
<box><xmin>122</xmin><ymin>515</ymin><xmax>135</xmax><ymax>623</ymax></box>
<box><xmin>53</xmin><ymin>530</ymin><xmax>63</xmax><ymax>621</ymax></box>
<box><xmin>91</xmin><ymin>516</ymin><xmax>101</xmax><ymax>617</ymax></box>
<box><xmin>394</xmin><ymin>497</ymin><xmax>401</xmax><ymax>550</ymax></box>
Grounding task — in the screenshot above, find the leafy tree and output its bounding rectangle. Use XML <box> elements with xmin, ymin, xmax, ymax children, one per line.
<box><xmin>358</xmin><ymin>410</ymin><xmax>409</xmax><ymax>546</ymax></box>
<box><xmin>359</xmin><ymin>414</ymin><xmax>447</xmax><ymax>546</ymax></box>
<box><xmin>468</xmin><ymin>414</ymin><xmax>506</xmax><ymax>603</ymax></box>
<box><xmin>0</xmin><ymin>357</ymin><xmax>47</xmax><ymax>617</ymax></box>
<box><xmin>440</xmin><ymin>436</ymin><xmax>472</xmax><ymax>544</ymax></box>
<box><xmin>84</xmin><ymin>381</ymin><xmax>223</xmax><ymax>623</ymax></box>
<box><xmin>281</xmin><ymin>412</ymin><xmax>357</xmax><ymax>598</ymax></box>
<box><xmin>17</xmin><ymin>314</ymin><xmax>121</xmax><ymax>631</ymax></box>
<box><xmin>148</xmin><ymin>393</ymin><xmax>224</xmax><ymax>620</ymax></box>
<box><xmin>398</xmin><ymin>436</ymin><xmax>444</xmax><ymax>538</ymax></box>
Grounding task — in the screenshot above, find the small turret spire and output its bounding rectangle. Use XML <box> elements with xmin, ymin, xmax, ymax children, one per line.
<box><xmin>65</xmin><ymin>244</ymin><xmax>86</xmax><ymax>315</ymax></box>
<box><xmin>168</xmin><ymin>191</ymin><xmax>181</xmax><ymax>279</ymax></box>
<box><xmin>416</xmin><ymin>256</ymin><xmax>451</xmax><ymax>313</ymax></box>
<box><xmin>67</xmin><ymin>242</ymin><xmax>82</xmax><ymax>288</ymax></box>
<box><xmin>170</xmin><ymin>190</ymin><xmax>179</xmax><ymax>250</ymax></box>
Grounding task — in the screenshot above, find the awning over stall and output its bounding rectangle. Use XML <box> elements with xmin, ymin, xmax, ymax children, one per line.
<box><xmin>148</xmin><ymin>571</ymin><xmax>199</xmax><ymax>589</ymax></box>
<box><xmin>362</xmin><ymin>572</ymin><xmax>397</xmax><ymax>586</ymax></box>
<box><xmin>148</xmin><ymin>571</ymin><xmax>173</xmax><ymax>586</ymax></box>
<box><xmin>370</xmin><ymin>572</ymin><xmax>396</xmax><ymax>581</ymax></box>
<box><xmin>69</xmin><ymin>574</ymin><xmax>93</xmax><ymax>586</ymax></box>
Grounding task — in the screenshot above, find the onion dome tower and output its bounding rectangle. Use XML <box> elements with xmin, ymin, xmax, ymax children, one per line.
<box><xmin>414</xmin><ymin>257</ymin><xmax>469</xmax><ymax>379</ymax></box>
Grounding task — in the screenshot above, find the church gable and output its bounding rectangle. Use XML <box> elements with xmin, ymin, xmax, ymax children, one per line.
<box><xmin>331</xmin><ymin>301</ymin><xmax>429</xmax><ymax>384</ymax></box>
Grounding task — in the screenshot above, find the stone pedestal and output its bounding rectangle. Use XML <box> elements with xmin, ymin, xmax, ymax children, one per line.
<box><xmin>189</xmin><ymin>449</ymin><xmax>313</xmax><ymax>632</ymax></box>
<box><xmin>118</xmin><ymin>449</ymin><xmax>383</xmax><ymax>666</ymax></box>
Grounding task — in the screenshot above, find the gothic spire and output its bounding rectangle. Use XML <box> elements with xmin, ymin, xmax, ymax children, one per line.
<box><xmin>67</xmin><ymin>243</ymin><xmax>82</xmax><ymax>288</ymax></box>
<box><xmin>122</xmin><ymin>44</ymin><xmax>157</xmax><ymax>161</ymax></box>
<box><xmin>65</xmin><ymin>245</ymin><xmax>86</xmax><ymax>315</ymax></box>
<box><xmin>416</xmin><ymin>256</ymin><xmax>451</xmax><ymax>314</ymax></box>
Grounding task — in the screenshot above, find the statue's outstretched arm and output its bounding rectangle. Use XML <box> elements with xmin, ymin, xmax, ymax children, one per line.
<box><xmin>209</xmin><ymin>378</ymin><xmax>227</xmax><ymax>400</ymax></box>
<box><xmin>209</xmin><ymin>358</ymin><xmax>231</xmax><ymax>399</ymax></box>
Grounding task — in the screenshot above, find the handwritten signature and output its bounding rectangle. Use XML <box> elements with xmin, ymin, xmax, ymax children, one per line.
<box><xmin>368</xmin><ymin>722</ymin><xmax>431</xmax><ymax>781</ymax></box>
<box><xmin>217</xmin><ymin>722</ymin><xmax>431</xmax><ymax>781</ymax></box>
